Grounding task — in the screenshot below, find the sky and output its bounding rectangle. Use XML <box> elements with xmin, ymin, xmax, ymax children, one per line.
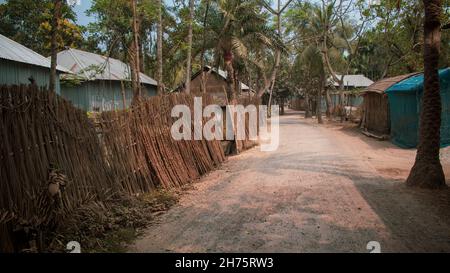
<box><xmin>71</xmin><ymin>0</ymin><xmax>214</xmax><ymax>26</ymax></box>
<box><xmin>0</xmin><ymin>0</ymin><xmax>92</xmax><ymax>26</ymax></box>
<box><xmin>0</xmin><ymin>0</ymin><xmax>94</xmax><ymax>25</ymax></box>
<box><xmin>72</xmin><ymin>0</ymin><xmax>95</xmax><ymax>26</ymax></box>
<box><xmin>60</xmin><ymin>0</ymin><xmax>176</xmax><ymax>26</ymax></box>
<box><xmin>0</xmin><ymin>0</ymin><xmax>286</xmax><ymax>26</ymax></box>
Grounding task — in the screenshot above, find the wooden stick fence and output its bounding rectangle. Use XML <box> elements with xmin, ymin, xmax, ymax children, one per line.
<box><xmin>0</xmin><ymin>85</ymin><xmax>230</xmax><ymax>252</ymax></box>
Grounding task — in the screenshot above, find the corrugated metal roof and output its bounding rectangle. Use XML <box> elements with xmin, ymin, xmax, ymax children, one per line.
<box><xmin>204</xmin><ymin>65</ymin><xmax>250</xmax><ymax>90</ymax></box>
<box><xmin>0</xmin><ymin>34</ymin><xmax>70</xmax><ymax>73</ymax></box>
<box><xmin>55</xmin><ymin>48</ymin><xmax>157</xmax><ymax>86</ymax></box>
<box><xmin>329</xmin><ymin>74</ymin><xmax>374</xmax><ymax>88</ymax></box>
<box><xmin>365</xmin><ymin>73</ymin><xmax>420</xmax><ymax>94</ymax></box>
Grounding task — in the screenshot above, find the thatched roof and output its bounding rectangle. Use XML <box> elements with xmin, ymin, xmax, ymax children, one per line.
<box><xmin>364</xmin><ymin>73</ymin><xmax>420</xmax><ymax>94</ymax></box>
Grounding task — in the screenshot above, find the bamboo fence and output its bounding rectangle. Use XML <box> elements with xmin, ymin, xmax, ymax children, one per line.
<box><xmin>0</xmin><ymin>85</ymin><xmax>230</xmax><ymax>252</ymax></box>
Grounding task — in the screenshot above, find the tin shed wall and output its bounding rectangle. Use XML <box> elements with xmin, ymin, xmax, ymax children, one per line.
<box><xmin>0</xmin><ymin>59</ymin><xmax>61</xmax><ymax>94</ymax></box>
<box><xmin>61</xmin><ymin>80</ymin><xmax>156</xmax><ymax>112</ymax></box>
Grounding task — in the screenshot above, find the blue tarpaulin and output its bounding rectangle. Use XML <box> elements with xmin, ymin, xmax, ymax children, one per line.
<box><xmin>385</xmin><ymin>68</ymin><xmax>450</xmax><ymax>148</ymax></box>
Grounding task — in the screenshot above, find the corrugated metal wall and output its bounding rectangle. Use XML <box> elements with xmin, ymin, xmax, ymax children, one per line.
<box><xmin>0</xmin><ymin>59</ymin><xmax>61</xmax><ymax>94</ymax></box>
<box><xmin>329</xmin><ymin>93</ymin><xmax>364</xmax><ymax>107</ymax></box>
<box><xmin>60</xmin><ymin>80</ymin><xmax>157</xmax><ymax>112</ymax></box>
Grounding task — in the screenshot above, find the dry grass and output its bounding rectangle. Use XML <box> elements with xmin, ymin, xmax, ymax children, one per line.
<box><xmin>46</xmin><ymin>188</ymin><xmax>181</xmax><ymax>253</ymax></box>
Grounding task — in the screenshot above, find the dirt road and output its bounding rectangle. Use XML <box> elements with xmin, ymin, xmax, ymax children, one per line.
<box><xmin>130</xmin><ymin>110</ymin><xmax>450</xmax><ymax>253</ymax></box>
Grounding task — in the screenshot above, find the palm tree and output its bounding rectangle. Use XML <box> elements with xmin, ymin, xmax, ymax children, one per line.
<box><xmin>286</xmin><ymin>1</ymin><xmax>337</xmax><ymax>118</ymax></box>
<box><xmin>300</xmin><ymin>45</ymin><xmax>325</xmax><ymax>124</ymax></box>
<box><xmin>260</xmin><ymin>0</ymin><xmax>295</xmax><ymax>104</ymax></box>
<box><xmin>406</xmin><ymin>0</ymin><xmax>446</xmax><ymax>188</ymax></box>
<box><xmin>203</xmin><ymin>0</ymin><xmax>285</xmax><ymax>103</ymax></box>
<box><xmin>307</xmin><ymin>3</ymin><xmax>337</xmax><ymax>117</ymax></box>
<box><xmin>291</xmin><ymin>1</ymin><xmax>365</xmax><ymax>121</ymax></box>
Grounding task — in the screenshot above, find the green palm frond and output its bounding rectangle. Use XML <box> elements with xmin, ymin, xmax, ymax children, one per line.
<box><xmin>231</xmin><ymin>37</ymin><xmax>248</xmax><ymax>58</ymax></box>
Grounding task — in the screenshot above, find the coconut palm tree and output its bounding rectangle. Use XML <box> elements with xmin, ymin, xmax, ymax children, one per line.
<box><xmin>285</xmin><ymin>1</ymin><xmax>338</xmax><ymax>118</ymax></box>
<box><xmin>406</xmin><ymin>0</ymin><xmax>446</xmax><ymax>188</ymax></box>
<box><xmin>289</xmin><ymin>1</ymin><xmax>366</xmax><ymax>120</ymax></box>
<box><xmin>299</xmin><ymin>45</ymin><xmax>326</xmax><ymax>124</ymax></box>
<box><xmin>202</xmin><ymin>0</ymin><xmax>285</xmax><ymax>103</ymax></box>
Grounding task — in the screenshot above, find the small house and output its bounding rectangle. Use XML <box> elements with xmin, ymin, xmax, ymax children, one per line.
<box><xmin>0</xmin><ymin>34</ymin><xmax>70</xmax><ymax>93</ymax></box>
<box><xmin>177</xmin><ymin>66</ymin><xmax>254</xmax><ymax>106</ymax></box>
<box><xmin>361</xmin><ymin>73</ymin><xmax>419</xmax><ymax>138</ymax></box>
<box><xmin>327</xmin><ymin>74</ymin><xmax>374</xmax><ymax>108</ymax></box>
<box><xmin>56</xmin><ymin>48</ymin><xmax>158</xmax><ymax>112</ymax></box>
<box><xmin>175</xmin><ymin>65</ymin><xmax>256</xmax><ymax>155</ymax></box>
<box><xmin>385</xmin><ymin>68</ymin><xmax>450</xmax><ymax>148</ymax></box>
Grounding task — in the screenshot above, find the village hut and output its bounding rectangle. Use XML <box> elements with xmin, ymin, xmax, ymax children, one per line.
<box><xmin>174</xmin><ymin>65</ymin><xmax>256</xmax><ymax>155</ymax></box>
<box><xmin>327</xmin><ymin>74</ymin><xmax>374</xmax><ymax>108</ymax></box>
<box><xmin>176</xmin><ymin>65</ymin><xmax>254</xmax><ymax>105</ymax></box>
<box><xmin>361</xmin><ymin>73</ymin><xmax>420</xmax><ymax>139</ymax></box>
<box><xmin>0</xmin><ymin>34</ymin><xmax>70</xmax><ymax>93</ymax></box>
<box><xmin>55</xmin><ymin>48</ymin><xmax>158</xmax><ymax>112</ymax></box>
<box><xmin>385</xmin><ymin>68</ymin><xmax>450</xmax><ymax>148</ymax></box>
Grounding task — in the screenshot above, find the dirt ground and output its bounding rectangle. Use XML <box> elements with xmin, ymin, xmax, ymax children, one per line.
<box><xmin>129</xmin><ymin>110</ymin><xmax>450</xmax><ymax>253</ymax></box>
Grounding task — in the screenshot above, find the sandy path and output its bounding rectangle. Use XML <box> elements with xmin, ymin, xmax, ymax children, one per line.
<box><xmin>129</xmin><ymin>110</ymin><xmax>450</xmax><ymax>253</ymax></box>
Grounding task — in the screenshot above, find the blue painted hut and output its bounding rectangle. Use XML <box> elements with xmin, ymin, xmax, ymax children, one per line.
<box><xmin>385</xmin><ymin>68</ymin><xmax>450</xmax><ymax>148</ymax></box>
<box><xmin>56</xmin><ymin>48</ymin><xmax>158</xmax><ymax>112</ymax></box>
<box><xmin>0</xmin><ymin>34</ymin><xmax>70</xmax><ymax>93</ymax></box>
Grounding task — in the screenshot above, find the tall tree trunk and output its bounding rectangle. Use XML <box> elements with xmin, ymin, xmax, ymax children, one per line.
<box><xmin>320</xmin><ymin>35</ymin><xmax>345</xmax><ymax>121</ymax></box>
<box><xmin>140</xmin><ymin>36</ymin><xmax>145</xmax><ymax>72</ymax></box>
<box><xmin>267</xmin><ymin>0</ymin><xmax>282</xmax><ymax>106</ymax></box>
<box><xmin>200</xmin><ymin>0</ymin><xmax>210</xmax><ymax>93</ymax></box>
<box><xmin>156</xmin><ymin>0</ymin><xmax>164</xmax><ymax>94</ymax></box>
<box><xmin>304</xmin><ymin>92</ymin><xmax>311</xmax><ymax>118</ymax></box>
<box><xmin>257</xmin><ymin>0</ymin><xmax>294</xmax><ymax>98</ymax></box>
<box><xmin>267</xmin><ymin>75</ymin><xmax>276</xmax><ymax>117</ymax></box>
<box><xmin>185</xmin><ymin>0</ymin><xmax>194</xmax><ymax>94</ymax></box>
<box><xmin>406</xmin><ymin>0</ymin><xmax>446</xmax><ymax>188</ymax></box>
<box><xmin>317</xmin><ymin>78</ymin><xmax>324</xmax><ymax>124</ymax></box>
<box><xmin>339</xmin><ymin>80</ymin><xmax>345</xmax><ymax>122</ymax></box>
<box><xmin>280</xmin><ymin>97</ymin><xmax>285</xmax><ymax>115</ymax></box>
<box><xmin>224</xmin><ymin>50</ymin><xmax>241</xmax><ymax>153</ymax></box>
<box><xmin>131</xmin><ymin>0</ymin><xmax>141</xmax><ymax>99</ymax></box>
<box><xmin>49</xmin><ymin>0</ymin><xmax>62</xmax><ymax>93</ymax></box>
<box><xmin>120</xmin><ymin>81</ymin><xmax>127</xmax><ymax>110</ymax></box>
<box><xmin>325</xmin><ymin>89</ymin><xmax>332</xmax><ymax>118</ymax></box>
<box><xmin>224</xmin><ymin>50</ymin><xmax>237</xmax><ymax>104</ymax></box>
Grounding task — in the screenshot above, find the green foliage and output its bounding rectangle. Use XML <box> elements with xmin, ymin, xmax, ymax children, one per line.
<box><xmin>355</xmin><ymin>0</ymin><xmax>450</xmax><ymax>78</ymax></box>
<box><xmin>201</xmin><ymin>1</ymin><xmax>285</xmax><ymax>65</ymax></box>
<box><xmin>1</xmin><ymin>0</ymin><xmax>448</xmax><ymax>91</ymax></box>
<box><xmin>286</xmin><ymin>0</ymin><xmax>449</xmax><ymax>88</ymax></box>
<box><xmin>0</xmin><ymin>0</ymin><xmax>83</xmax><ymax>56</ymax></box>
